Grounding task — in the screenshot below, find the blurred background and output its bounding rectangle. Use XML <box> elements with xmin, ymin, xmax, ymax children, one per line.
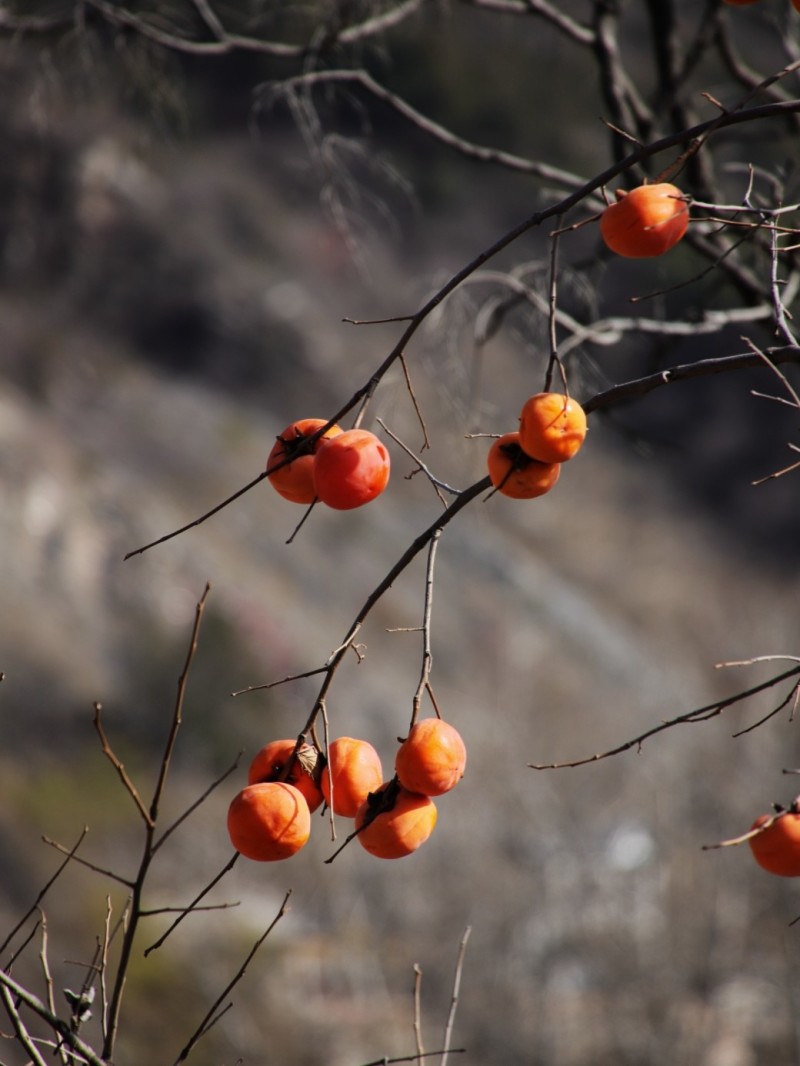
<box><xmin>1</xmin><ymin>2</ymin><xmax>799</xmax><ymax>1063</ymax></box>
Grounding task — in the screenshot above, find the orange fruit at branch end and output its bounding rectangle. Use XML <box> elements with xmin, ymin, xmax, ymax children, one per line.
<box><xmin>749</xmin><ymin>810</ymin><xmax>800</xmax><ymax>876</ymax></box>
<box><xmin>600</xmin><ymin>183</ymin><xmax>689</xmax><ymax>258</ymax></box>
<box><xmin>313</xmin><ymin>428</ymin><xmax>391</xmax><ymax>510</ymax></box>
<box><xmin>248</xmin><ymin>738</ymin><xmax>324</xmax><ymax>813</ymax></box>
<box><xmin>227</xmin><ymin>782</ymin><xmax>311</xmax><ymax>861</ymax></box>
<box><xmin>267</xmin><ymin>418</ymin><xmax>342</xmax><ymax>504</ymax></box>
<box><xmin>518</xmin><ymin>392</ymin><xmax>587</xmax><ymax>464</ymax></box>
<box><xmin>487</xmin><ymin>432</ymin><xmax>561</xmax><ymax>499</ymax></box>
<box><xmin>321</xmin><ymin>737</ymin><xmax>384</xmax><ymax>818</ymax></box>
<box><xmin>355</xmin><ymin>782</ymin><xmax>437</xmax><ymax>859</ymax></box>
<box><xmin>395</xmin><ymin>718</ymin><xmax>467</xmax><ymax>797</ymax></box>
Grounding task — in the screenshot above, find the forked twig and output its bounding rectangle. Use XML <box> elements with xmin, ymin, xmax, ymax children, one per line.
<box><xmin>530</xmin><ymin>664</ymin><xmax>800</xmax><ymax>769</ymax></box>
<box><xmin>144</xmin><ymin>852</ymin><xmax>240</xmax><ymax>956</ymax></box>
<box><xmin>172</xmin><ymin>890</ymin><xmax>292</xmax><ymax>1065</ymax></box>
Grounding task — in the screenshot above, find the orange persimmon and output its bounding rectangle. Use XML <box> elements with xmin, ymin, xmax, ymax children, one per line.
<box><xmin>748</xmin><ymin>810</ymin><xmax>800</xmax><ymax>877</ymax></box>
<box><xmin>355</xmin><ymin>781</ymin><xmax>437</xmax><ymax>859</ymax></box>
<box><xmin>227</xmin><ymin>782</ymin><xmax>311</xmax><ymax>861</ymax></box>
<box><xmin>267</xmin><ymin>417</ymin><xmax>342</xmax><ymax>504</ymax></box>
<box><xmin>395</xmin><ymin>718</ymin><xmax>466</xmax><ymax>797</ymax></box>
<box><xmin>600</xmin><ymin>183</ymin><xmax>689</xmax><ymax>258</ymax></box>
<box><xmin>321</xmin><ymin>737</ymin><xmax>384</xmax><ymax>818</ymax></box>
<box><xmin>248</xmin><ymin>738</ymin><xmax>324</xmax><ymax>813</ymax></box>
<box><xmin>313</xmin><ymin>428</ymin><xmax>391</xmax><ymax>510</ymax></box>
<box><xmin>487</xmin><ymin>431</ymin><xmax>561</xmax><ymax>499</ymax></box>
<box><xmin>793</xmin><ymin>0</ymin><xmax>800</xmax><ymax>13</ymax></box>
<box><xmin>518</xmin><ymin>392</ymin><xmax>587</xmax><ymax>464</ymax></box>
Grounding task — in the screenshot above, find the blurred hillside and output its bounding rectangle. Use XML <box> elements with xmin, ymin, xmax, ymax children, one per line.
<box><xmin>1</xmin><ymin>9</ymin><xmax>800</xmax><ymax>1066</ymax></box>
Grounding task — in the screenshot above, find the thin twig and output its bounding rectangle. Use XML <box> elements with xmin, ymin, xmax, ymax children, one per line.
<box><xmin>530</xmin><ymin>664</ymin><xmax>800</xmax><ymax>769</ymax></box>
<box><xmin>0</xmin><ymin>826</ymin><xmax>89</xmax><ymax>956</ymax></box>
<box><xmin>440</xmin><ymin>926</ymin><xmax>471</xmax><ymax>1066</ymax></box>
<box><xmin>144</xmin><ymin>852</ymin><xmax>240</xmax><ymax>956</ymax></box>
<box><xmin>93</xmin><ymin>703</ymin><xmax>153</xmax><ymax>827</ymax></box>
<box><xmin>411</xmin><ymin>532</ymin><xmax>441</xmax><ymax>729</ymax></box>
<box><xmin>172</xmin><ymin>890</ymin><xmax>292</xmax><ymax>1065</ymax></box>
<box><xmin>150</xmin><ymin>583</ymin><xmax>211</xmax><ymax>824</ymax></box>
<box><xmin>413</xmin><ymin>963</ymin><xmax>424</xmax><ymax>1060</ymax></box>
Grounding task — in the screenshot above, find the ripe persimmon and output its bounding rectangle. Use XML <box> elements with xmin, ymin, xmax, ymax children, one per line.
<box><xmin>748</xmin><ymin>809</ymin><xmax>800</xmax><ymax>876</ymax></box>
<box><xmin>312</xmin><ymin>428</ymin><xmax>390</xmax><ymax>510</ymax></box>
<box><xmin>227</xmin><ymin>781</ymin><xmax>311</xmax><ymax>861</ymax></box>
<box><xmin>600</xmin><ymin>182</ymin><xmax>689</xmax><ymax>258</ymax></box>
<box><xmin>321</xmin><ymin>737</ymin><xmax>383</xmax><ymax>818</ymax></box>
<box><xmin>248</xmin><ymin>738</ymin><xmax>324</xmax><ymax>813</ymax></box>
<box><xmin>355</xmin><ymin>781</ymin><xmax>437</xmax><ymax>859</ymax></box>
<box><xmin>267</xmin><ymin>417</ymin><xmax>342</xmax><ymax>504</ymax></box>
<box><xmin>793</xmin><ymin>0</ymin><xmax>800</xmax><ymax>13</ymax></box>
<box><xmin>518</xmin><ymin>392</ymin><xmax>587</xmax><ymax>464</ymax></box>
<box><xmin>487</xmin><ymin>432</ymin><xmax>561</xmax><ymax>499</ymax></box>
<box><xmin>395</xmin><ymin>718</ymin><xmax>466</xmax><ymax>797</ymax></box>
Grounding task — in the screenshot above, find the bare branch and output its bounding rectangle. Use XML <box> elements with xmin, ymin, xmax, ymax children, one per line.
<box><xmin>172</xmin><ymin>890</ymin><xmax>292</xmax><ymax>1065</ymax></box>
<box><xmin>440</xmin><ymin>926</ymin><xmax>472</xmax><ymax>1066</ymax></box>
<box><xmin>530</xmin><ymin>664</ymin><xmax>800</xmax><ymax>770</ymax></box>
<box><xmin>0</xmin><ymin>826</ymin><xmax>89</xmax><ymax>957</ymax></box>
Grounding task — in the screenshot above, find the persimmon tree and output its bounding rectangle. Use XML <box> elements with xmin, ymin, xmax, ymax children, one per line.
<box><xmin>1</xmin><ymin>0</ymin><xmax>799</xmax><ymax>1063</ymax></box>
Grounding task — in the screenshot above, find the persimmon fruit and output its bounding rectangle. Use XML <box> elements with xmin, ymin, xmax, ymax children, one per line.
<box><xmin>267</xmin><ymin>418</ymin><xmax>342</xmax><ymax>504</ymax></box>
<box><xmin>321</xmin><ymin>736</ymin><xmax>384</xmax><ymax>818</ymax></box>
<box><xmin>793</xmin><ymin>0</ymin><xmax>800</xmax><ymax>13</ymax></box>
<box><xmin>518</xmin><ymin>392</ymin><xmax>587</xmax><ymax>464</ymax></box>
<box><xmin>599</xmin><ymin>183</ymin><xmax>689</xmax><ymax>258</ymax></box>
<box><xmin>395</xmin><ymin>718</ymin><xmax>467</xmax><ymax>797</ymax></box>
<box><xmin>248</xmin><ymin>738</ymin><xmax>324</xmax><ymax>813</ymax></box>
<box><xmin>355</xmin><ymin>781</ymin><xmax>437</xmax><ymax>859</ymax></box>
<box><xmin>312</xmin><ymin>428</ymin><xmax>391</xmax><ymax>510</ymax></box>
<box><xmin>487</xmin><ymin>431</ymin><xmax>561</xmax><ymax>499</ymax></box>
<box><xmin>227</xmin><ymin>781</ymin><xmax>311</xmax><ymax>861</ymax></box>
<box><xmin>748</xmin><ymin>810</ymin><xmax>800</xmax><ymax>877</ymax></box>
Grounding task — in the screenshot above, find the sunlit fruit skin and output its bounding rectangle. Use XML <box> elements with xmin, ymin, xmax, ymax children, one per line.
<box><xmin>248</xmin><ymin>739</ymin><xmax>324</xmax><ymax>813</ymax></box>
<box><xmin>600</xmin><ymin>183</ymin><xmax>689</xmax><ymax>258</ymax></box>
<box><xmin>487</xmin><ymin>431</ymin><xmax>561</xmax><ymax>499</ymax></box>
<box><xmin>518</xmin><ymin>392</ymin><xmax>587</xmax><ymax>464</ymax></box>
<box><xmin>321</xmin><ymin>737</ymin><xmax>384</xmax><ymax>818</ymax></box>
<box><xmin>312</xmin><ymin>428</ymin><xmax>391</xmax><ymax>510</ymax></box>
<box><xmin>355</xmin><ymin>782</ymin><xmax>437</xmax><ymax>859</ymax></box>
<box><xmin>395</xmin><ymin>719</ymin><xmax>467</xmax><ymax>797</ymax></box>
<box><xmin>227</xmin><ymin>782</ymin><xmax>311</xmax><ymax>861</ymax></box>
<box><xmin>748</xmin><ymin>812</ymin><xmax>800</xmax><ymax>876</ymax></box>
<box><xmin>267</xmin><ymin>418</ymin><xmax>342</xmax><ymax>504</ymax></box>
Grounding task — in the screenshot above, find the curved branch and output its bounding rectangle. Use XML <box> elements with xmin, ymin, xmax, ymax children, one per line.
<box><xmin>583</xmin><ymin>345</ymin><xmax>800</xmax><ymax>414</ymax></box>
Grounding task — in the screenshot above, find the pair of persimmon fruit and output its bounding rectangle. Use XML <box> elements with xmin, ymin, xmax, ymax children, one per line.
<box><xmin>266</xmin><ymin>183</ymin><xmax>688</xmax><ymax>510</ymax></box>
<box><xmin>227</xmin><ymin>719</ymin><xmax>467</xmax><ymax>861</ymax></box>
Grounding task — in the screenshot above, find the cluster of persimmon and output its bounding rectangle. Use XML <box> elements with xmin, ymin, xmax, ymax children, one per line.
<box><xmin>487</xmin><ymin>391</ymin><xmax>587</xmax><ymax>500</ymax></box>
<box><xmin>226</xmin><ymin>718</ymin><xmax>467</xmax><ymax>862</ymax></box>
<box><xmin>747</xmin><ymin>798</ymin><xmax>800</xmax><ymax>877</ymax></box>
<box><xmin>267</xmin><ymin>417</ymin><xmax>391</xmax><ymax>510</ymax></box>
<box><xmin>599</xmin><ymin>182</ymin><xmax>690</xmax><ymax>259</ymax></box>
